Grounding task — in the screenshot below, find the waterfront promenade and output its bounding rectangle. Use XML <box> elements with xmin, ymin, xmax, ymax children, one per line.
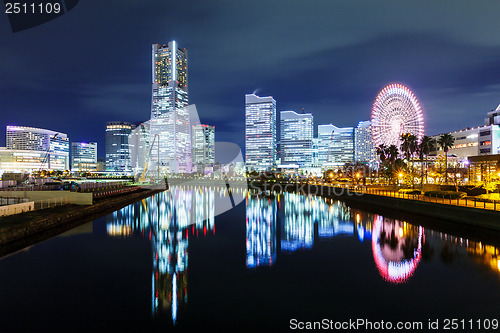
<box><xmin>350</xmin><ymin>185</ymin><xmax>499</xmax><ymax>211</ymax></box>
<box><xmin>0</xmin><ymin>186</ymin><xmax>163</xmax><ymax>257</ymax></box>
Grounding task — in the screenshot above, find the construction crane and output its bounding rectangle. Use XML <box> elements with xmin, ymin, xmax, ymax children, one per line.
<box><xmin>139</xmin><ymin>134</ymin><xmax>158</xmax><ymax>182</ymax></box>
<box><xmin>38</xmin><ymin>133</ymin><xmax>58</xmax><ymax>176</ymax></box>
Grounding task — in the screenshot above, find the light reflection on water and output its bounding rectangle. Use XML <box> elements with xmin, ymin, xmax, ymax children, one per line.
<box><xmin>105</xmin><ymin>186</ymin><xmax>500</xmax><ymax>325</ymax></box>
<box><xmin>106</xmin><ymin>186</ymin><xmax>247</xmax><ymax>323</ymax></box>
<box><xmin>244</xmin><ymin>191</ymin><xmax>500</xmax><ymax>281</ymax></box>
<box><xmin>245</xmin><ymin>191</ymin><xmax>423</xmax><ymax>285</ymax></box>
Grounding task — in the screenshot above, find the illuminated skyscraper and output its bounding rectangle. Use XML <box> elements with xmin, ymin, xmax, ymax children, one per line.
<box><xmin>354</xmin><ymin>121</ymin><xmax>376</xmax><ymax>162</ymax></box>
<box><xmin>105</xmin><ymin>121</ymin><xmax>134</xmax><ymax>172</ymax></box>
<box><xmin>149</xmin><ymin>41</ymin><xmax>191</xmax><ymax>174</ymax></box>
<box><xmin>280</xmin><ymin>111</ymin><xmax>313</xmax><ymax>167</ymax></box>
<box><xmin>317</xmin><ymin>124</ymin><xmax>354</xmax><ymax>165</ymax></box>
<box><xmin>151</xmin><ymin>41</ymin><xmax>188</xmax><ymax>119</ymax></box>
<box><xmin>245</xmin><ymin>94</ymin><xmax>276</xmax><ymax>171</ymax></box>
<box><xmin>149</xmin><ymin>105</ymin><xmax>194</xmax><ymax>174</ymax></box>
<box><xmin>71</xmin><ymin>142</ymin><xmax>97</xmax><ymax>171</ymax></box>
<box><xmin>192</xmin><ymin>124</ymin><xmax>215</xmax><ymax>168</ymax></box>
<box><xmin>129</xmin><ymin>121</ymin><xmax>150</xmax><ymax>174</ymax></box>
<box><xmin>5</xmin><ymin>125</ymin><xmax>69</xmax><ymax>170</ymax></box>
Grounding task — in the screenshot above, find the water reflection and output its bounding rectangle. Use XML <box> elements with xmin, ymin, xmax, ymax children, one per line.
<box><xmin>105</xmin><ymin>186</ymin><xmax>500</xmax><ymax>324</ymax></box>
<box><xmin>281</xmin><ymin>193</ymin><xmax>314</xmax><ymax>251</ymax></box>
<box><xmin>106</xmin><ymin>186</ymin><xmax>241</xmax><ymax>323</ymax></box>
<box><xmin>246</xmin><ymin>193</ymin><xmax>365</xmax><ymax>267</ymax></box>
<box><xmin>245</xmin><ymin>194</ymin><xmax>277</xmax><ymax>267</ymax></box>
<box><xmin>372</xmin><ymin>216</ymin><xmax>423</xmax><ymax>283</ymax></box>
<box><xmin>245</xmin><ymin>192</ymin><xmax>499</xmax><ymax>284</ymax></box>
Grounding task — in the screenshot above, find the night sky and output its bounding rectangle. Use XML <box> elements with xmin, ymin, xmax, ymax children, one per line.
<box><xmin>1</xmin><ymin>1</ymin><xmax>500</xmax><ymax>158</ymax></box>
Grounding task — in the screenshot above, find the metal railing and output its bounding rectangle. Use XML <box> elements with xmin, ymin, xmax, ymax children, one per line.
<box><xmin>358</xmin><ymin>187</ymin><xmax>500</xmax><ymax>212</ymax></box>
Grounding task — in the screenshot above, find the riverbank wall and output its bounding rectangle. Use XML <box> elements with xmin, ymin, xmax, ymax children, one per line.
<box><xmin>0</xmin><ymin>187</ymin><xmax>163</xmax><ymax>256</ymax></box>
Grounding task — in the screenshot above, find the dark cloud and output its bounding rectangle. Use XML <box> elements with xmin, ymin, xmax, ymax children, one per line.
<box><xmin>1</xmin><ymin>0</ymin><xmax>500</xmax><ymax>154</ymax></box>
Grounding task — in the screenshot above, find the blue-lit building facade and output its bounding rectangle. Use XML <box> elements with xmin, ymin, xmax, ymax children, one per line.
<box><xmin>151</xmin><ymin>41</ymin><xmax>188</xmax><ymax>119</ymax></box>
<box><xmin>129</xmin><ymin>121</ymin><xmax>150</xmax><ymax>175</ymax></box>
<box><xmin>0</xmin><ymin>125</ymin><xmax>69</xmax><ymax>172</ymax></box>
<box><xmin>280</xmin><ymin>111</ymin><xmax>313</xmax><ymax>167</ymax></box>
<box><xmin>71</xmin><ymin>142</ymin><xmax>97</xmax><ymax>171</ymax></box>
<box><xmin>105</xmin><ymin>121</ymin><xmax>134</xmax><ymax>172</ymax></box>
<box><xmin>317</xmin><ymin>124</ymin><xmax>354</xmax><ymax>166</ymax></box>
<box><xmin>354</xmin><ymin>120</ymin><xmax>376</xmax><ymax>163</ymax></box>
<box><xmin>245</xmin><ymin>94</ymin><xmax>277</xmax><ymax>171</ymax></box>
<box><xmin>149</xmin><ymin>105</ymin><xmax>193</xmax><ymax>174</ymax></box>
<box><xmin>149</xmin><ymin>41</ymin><xmax>192</xmax><ymax>174</ymax></box>
<box><xmin>192</xmin><ymin>124</ymin><xmax>215</xmax><ymax>172</ymax></box>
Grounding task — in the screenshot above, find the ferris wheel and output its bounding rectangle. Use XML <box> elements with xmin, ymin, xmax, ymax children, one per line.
<box><xmin>371</xmin><ymin>84</ymin><xmax>424</xmax><ymax>148</ymax></box>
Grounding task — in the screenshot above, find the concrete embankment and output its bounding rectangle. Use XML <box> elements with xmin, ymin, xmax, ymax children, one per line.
<box><xmin>252</xmin><ymin>182</ymin><xmax>500</xmax><ymax>231</ymax></box>
<box><xmin>0</xmin><ymin>187</ymin><xmax>163</xmax><ymax>256</ymax></box>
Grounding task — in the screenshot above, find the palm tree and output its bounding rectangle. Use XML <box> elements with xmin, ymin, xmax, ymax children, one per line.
<box><xmin>418</xmin><ymin>136</ymin><xmax>433</xmax><ymax>186</ymax></box>
<box><xmin>400</xmin><ymin>133</ymin><xmax>418</xmax><ymax>188</ymax></box>
<box><xmin>400</xmin><ymin>133</ymin><xmax>418</xmax><ymax>164</ymax></box>
<box><xmin>387</xmin><ymin>145</ymin><xmax>399</xmax><ymax>165</ymax></box>
<box><xmin>438</xmin><ymin>133</ymin><xmax>455</xmax><ymax>184</ymax></box>
<box><xmin>386</xmin><ymin>145</ymin><xmax>399</xmax><ymax>185</ymax></box>
<box><xmin>376</xmin><ymin>144</ymin><xmax>387</xmax><ymax>163</ymax></box>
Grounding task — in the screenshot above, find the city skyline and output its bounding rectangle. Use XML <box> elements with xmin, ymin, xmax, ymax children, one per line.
<box><xmin>2</xmin><ymin>1</ymin><xmax>500</xmax><ymax>159</ymax></box>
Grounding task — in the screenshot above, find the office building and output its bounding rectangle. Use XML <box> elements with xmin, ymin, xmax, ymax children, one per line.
<box><xmin>149</xmin><ymin>41</ymin><xmax>192</xmax><ymax>174</ymax></box>
<box><xmin>354</xmin><ymin>120</ymin><xmax>376</xmax><ymax>162</ymax></box>
<box><xmin>149</xmin><ymin>105</ymin><xmax>194</xmax><ymax>174</ymax></box>
<box><xmin>151</xmin><ymin>41</ymin><xmax>188</xmax><ymax>119</ymax></box>
<box><xmin>71</xmin><ymin>142</ymin><xmax>97</xmax><ymax>171</ymax></box>
<box><xmin>430</xmin><ymin>124</ymin><xmax>500</xmax><ymax>159</ymax></box>
<box><xmin>430</xmin><ymin>106</ymin><xmax>500</xmax><ymax>159</ymax></box>
<box><xmin>129</xmin><ymin>121</ymin><xmax>150</xmax><ymax>174</ymax></box>
<box><xmin>485</xmin><ymin>104</ymin><xmax>500</xmax><ymax>126</ymax></box>
<box><xmin>3</xmin><ymin>125</ymin><xmax>69</xmax><ymax>171</ymax></box>
<box><xmin>192</xmin><ymin>124</ymin><xmax>215</xmax><ymax>170</ymax></box>
<box><xmin>280</xmin><ymin>111</ymin><xmax>313</xmax><ymax>167</ymax></box>
<box><xmin>317</xmin><ymin>124</ymin><xmax>354</xmax><ymax>166</ymax></box>
<box><xmin>245</xmin><ymin>94</ymin><xmax>276</xmax><ymax>171</ymax></box>
<box><xmin>105</xmin><ymin>121</ymin><xmax>134</xmax><ymax>172</ymax></box>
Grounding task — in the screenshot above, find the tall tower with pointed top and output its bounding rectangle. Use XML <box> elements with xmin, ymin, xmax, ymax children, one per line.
<box><xmin>149</xmin><ymin>41</ymin><xmax>192</xmax><ymax>174</ymax></box>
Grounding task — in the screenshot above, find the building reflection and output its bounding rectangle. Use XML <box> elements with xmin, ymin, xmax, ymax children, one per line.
<box><xmin>281</xmin><ymin>193</ymin><xmax>313</xmax><ymax>251</ymax></box>
<box><xmin>246</xmin><ymin>193</ymin><xmax>365</xmax><ymax>267</ymax></box>
<box><xmin>467</xmin><ymin>241</ymin><xmax>500</xmax><ymax>275</ymax></box>
<box><xmin>246</xmin><ymin>192</ymin><xmax>500</xmax><ymax>283</ymax></box>
<box><xmin>246</xmin><ymin>192</ymin><xmax>425</xmax><ymax>283</ymax></box>
<box><xmin>426</xmin><ymin>231</ymin><xmax>500</xmax><ymax>277</ymax></box>
<box><xmin>246</xmin><ymin>194</ymin><xmax>277</xmax><ymax>267</ymax></box>
<box><xmin>106</xmin><ymin>186</ymin><xmax>500</xmax><ymax>322</ymax></box>
<box><xmin>106</xmin><ymin>186</ymin><xmax>216</xmax><ymax>324</ymax></box>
